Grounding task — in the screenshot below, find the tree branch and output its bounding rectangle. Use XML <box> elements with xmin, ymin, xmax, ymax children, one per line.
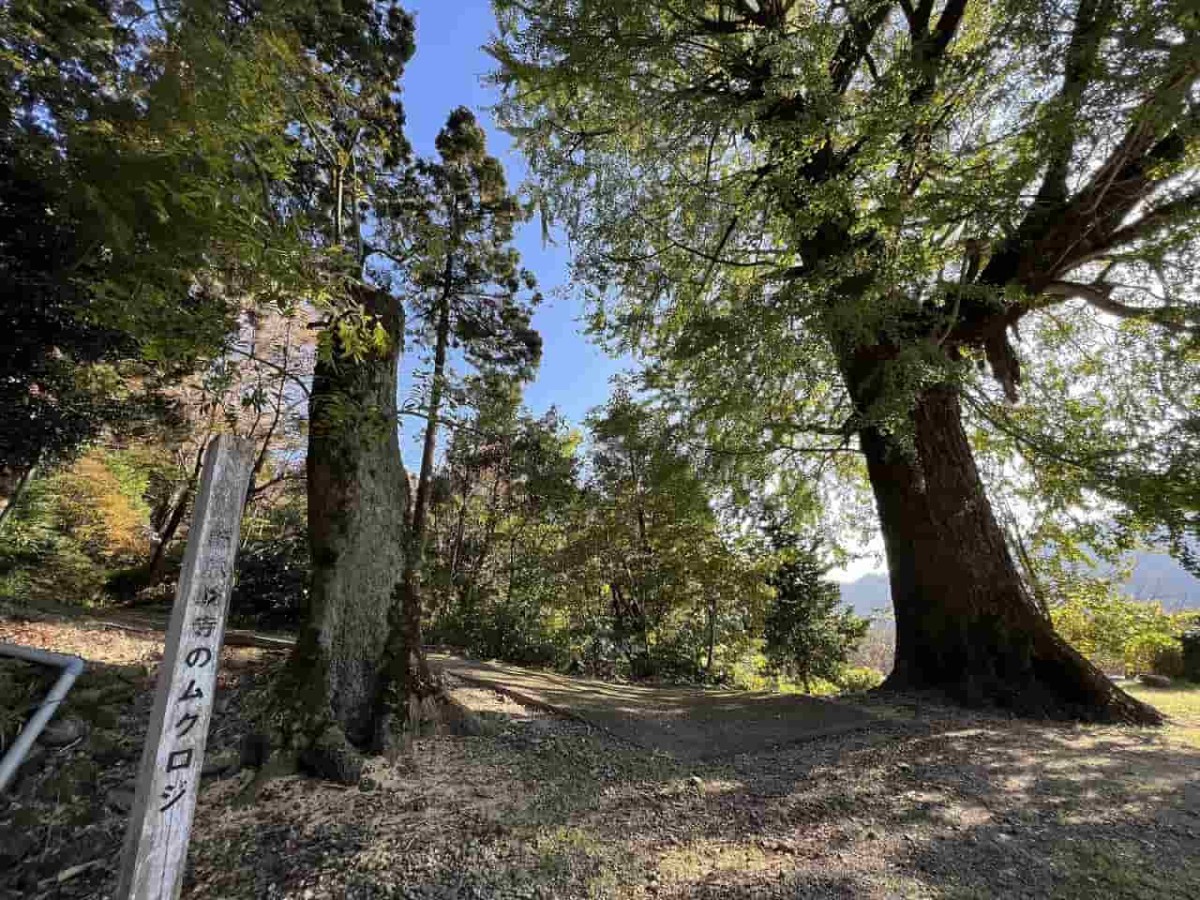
<box><xmin>365</xmin><ymin>243</ymin><xmax>419</xmax><ymax>268</ymax></box>
<box><xmin>830</xmin><ymin>2</ymin><xmax>896</xmax><ymax>95</ymax></box>
<box><xmin>926</xmin><ymin>0</ymin><xmax>969</xmax><ymax>62</ymax></box>
<box><xmin>226</xmin><ymin>346</ymin><xmax>312</xmax><ymax>397</ymax></box>
<box><xmin>982</xmin><ymin>40</ymin><xmax>1198</xmax><ymax>291</ymax></box>
<box><xmin>1067</xmin><ymin>186</ymin><xmax>1200</xmax><ymax>267</ymax></box>
<box><xmin>985</xmin><ymin>120</ymin><xmax>1197</xmax><ymax>293</ymax></box>
<box><xmin>1043</xmin><ymin>281</ymin><xmax>1199</xmax><ymax>333</ymax></box>
<box><xmin>903</xmin><ymin>0</ymin><xmax>934</xmax><ymax>39</ymax></box>
<box><xmin>1028</xmin><ymin>0</ymin><xmax>1116</xmax><ymax>215</ymax></box>
<box><xmin>248</xmin><ymin>471</ymin><xmax>300</xmax><ymax>499</ymax></box>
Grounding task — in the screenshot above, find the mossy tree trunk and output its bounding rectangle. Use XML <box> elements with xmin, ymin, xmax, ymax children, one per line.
<box><xmin>284</xmin><ymin>287</ymin><xmax>410</xmax><ymax>777</ymax></box>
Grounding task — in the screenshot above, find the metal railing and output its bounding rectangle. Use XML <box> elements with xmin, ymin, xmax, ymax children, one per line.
<box><xmin>0</xmin><ymin>641</ymin><xmax>85</xmax><ymax>793</ymax></box>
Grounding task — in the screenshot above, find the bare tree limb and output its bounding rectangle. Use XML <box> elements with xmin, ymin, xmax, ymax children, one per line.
<box><xmin>1043</xmin><ymin>280</ymin><xmax>1200</xmax><ymax>333</ymax></box>
<box><xmin>1067</xmin><ymin>186</ymin><xmax>1200</xmax><ymax>267</ymax></box>
<box><xmin>1028</xmin><ymin>0</ymin><xmax>1116</xmax><ymax>214</ymax></box>
<box><xmin>830</xmin><ymin>2</ymin><xmax>896</xmax><ymax>95</ymax></box>
<box><xmin>226</xmin><ymin>346</ymin><xmax>312</xmax><ymax>398</ymax></box>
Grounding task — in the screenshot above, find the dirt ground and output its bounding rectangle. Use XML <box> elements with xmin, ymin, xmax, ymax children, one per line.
<box><xmin>430</xmin><ymin>654</ymin><xmax>875</xmax><ymax>759</ymax></box>
<box><xmin>2</xmin><ymin>612</ymin><xmax>1199</xmax><ymax>899</ymax></box>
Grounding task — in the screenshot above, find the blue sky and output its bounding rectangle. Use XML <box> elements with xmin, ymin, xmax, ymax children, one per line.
<box><xmin>396</xmin><ymin>1</ymin><xmax>628</xmax><ymax>464</ymax></box>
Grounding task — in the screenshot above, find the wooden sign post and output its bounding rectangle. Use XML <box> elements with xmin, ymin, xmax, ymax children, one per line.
<box><xmin>117</xmin><ymin>436</ymin><xmax>254</xmax><ymax>900</ymax></box>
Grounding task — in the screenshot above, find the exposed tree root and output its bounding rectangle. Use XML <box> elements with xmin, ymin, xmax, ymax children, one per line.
<box><xmin>297</xmin><ymin>725</ymin><xmax>366</xmax><ymax>785</ymax></box>
<box><xmin>880</xmin><ymin>642</ymin><xmax>1164</xmax><ymax>727</ymax></box>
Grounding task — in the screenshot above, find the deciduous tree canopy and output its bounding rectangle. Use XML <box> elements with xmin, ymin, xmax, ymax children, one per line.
<box><xmin>491</xmin><ymin>0</ymin><xmax>1199</xmax><ymax>721</ymax></box>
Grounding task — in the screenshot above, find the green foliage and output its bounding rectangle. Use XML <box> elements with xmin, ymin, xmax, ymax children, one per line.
<box><xmin>402</xmin><ymin>107</ymin><xmax>543</xmax><ymax>382</ymax></box>
<box><xmin>399</xmin><ymin>106</ymin><xmax>544</xmax><ymax>605</ymax></box>
<box><xmin>431</xmin><ymin>597</ymin><xmax>570</xmax><ymax>669</ymax></box>
<box><xmin>427</xmin><ymin>385</ymin><xmax>778</xmax><ymax>685</ymax></box>
<box><xmin>0</xmin><ymin>430</ymin><xmax>311</xmax><ymax>618</ymax></box>
<box><xmin>0</xmin><ymin>1</ymin><xmax>186</xmax><ymax>471</ymax></box>
<box><xmin>838</xmin><ymin>666</ymin><xmax>885</xmax><ymax>693</ymax></box>
<box><xmin>1</xmin><ymin>0</ymin><xmax>421</xmax><ymax>482</ymax></box>
<box><xmin>5</xmin><ymin>0</ymin><xmax>422</xmax><ymax>415</ymax></box>
<box><xmin>230</xmin><ymin>481</ymin><xmax>310</xmax><ymax>630</ymax></box>
<box><xmin>762</xmin><ymin>528</ymin><xmax>869</xmax><ymax>691</ymax></box>
<box><xmin>573</xmin><ymin>390</ymin><xmax>771</xmax><ymax>681</ymax></box>
<box><xmin>491</xmin><ymin>0</ymin><xmax>1200</xmax><ymax>590</ymax></box>
<box><xmin>0</xmin><ymin>449</ymin><xmax>156</xmax><ymax>605</ymax></box>
<box><xmin>426</xmin><ymin>376</ymin><xmax>581</xmax><ymax>663</ymax></box>
<box><xmin>1050</xmin><ymin>580</ymin><xmax>1190</xmax><ymax>676</ymax></box>
<box><xmin>971</xmin><ymin>308</ymin><xmax>1200</xmax><ymax>585</ymax></box>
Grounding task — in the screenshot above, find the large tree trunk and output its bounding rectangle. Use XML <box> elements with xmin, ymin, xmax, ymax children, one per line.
<box><xmin>850</xmin><ymin>371</ymin><xmax>1159</xmax><ymax>724</ymax></box>
<box><xmin>284</xmin><ymin>287</ymin><xmax>409</xmax><ymax>773</ymax></box>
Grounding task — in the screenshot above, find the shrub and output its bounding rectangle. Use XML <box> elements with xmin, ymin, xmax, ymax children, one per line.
<box><xmin>429</xmin><ymin>595</ymin><xmax>569</xmax><ymax>669</ymax></box>
<box><xmin>1050</xmin><ymin>582</ymin><xmax>1186</xmax><ymax>677</ymax></box>
<box><xmin>1182</xmin><ymin>630</ymin><xmax>1200</xmax><ymax>683</ymax></box>
<box><xmin>837</xmin><ymin>665</ymin><xmax>885</xmax><ymax>692</ymax></box>
<box><xmin>1147</xmin><ymin>642</ymin><xmax>1184</xmax><ymax>679</ymax></box>
<box><xmin>229</xmin><ymin>530</ymin><xmax>308</xmax><ymax>630</ymax></box>
<box><xmin>227</xmin><ymin>480</ymin><xmax>309</xmax><ymax>630</ymax></box>
<box><xmin>44</xmin><ymin>453</ymin><xmax>151</xmax><ymax>565</ymax></box>
<box><xmin>763</xmin><ymin>534</ymin><xmax>869</xmax><ymax>691</ymax></box>
<box><xmin>0</xmin><ymin>450</ymin><xmax>156</xmax><ymax>607</ymax></box>
<box><xmin>0</xmin><ymin>540</ymin><xmax>108</xmax><ymax>606</ymax></box>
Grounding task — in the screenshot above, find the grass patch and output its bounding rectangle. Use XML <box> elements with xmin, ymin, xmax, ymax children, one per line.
<box><xmin>658</xmin><ymin>841</ymin><xmax>771</xmax><ymax>885</ymax></box>
<box><xmin>1124</xmin><ymin>682</ymin><xmax>1200</xmax><ymax>719</ymax></box>
<box><xmin>533</xmin><ymin>826</ymin><xmax>629</xmax><ymax>896</ymax></box>
<box><xmin>1125</xmin><ymin>682</ymin><xmax>1200</xmax><ymax>747</ymax></box>
<box><xmin>503</xmin><ymin>728</ymin><xmax>680</xmax><ymax>826</ymax></box>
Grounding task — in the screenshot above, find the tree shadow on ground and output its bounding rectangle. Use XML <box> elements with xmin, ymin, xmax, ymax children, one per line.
<box><xmin>180</xmin><ymin>683</ymin><xmax>1200</xmax><ymax>899</ymax></box>
<box><xmin>5</xmin><ymin>617</ymin><xmax>1195</xmax><ymax>898</ymax></box>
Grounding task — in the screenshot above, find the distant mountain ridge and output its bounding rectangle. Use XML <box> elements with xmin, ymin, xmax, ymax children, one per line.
<box><xmin>838</xmin><ymin>573</ymin><xmax>892</xmax><ymax>618</ymax></box>
<box><xmin>839</xmin><ymin>551</ymin><xmax>1200</xmax><ymax>617</ymax></box>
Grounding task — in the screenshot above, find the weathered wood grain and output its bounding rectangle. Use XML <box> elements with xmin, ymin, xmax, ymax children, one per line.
<box><xmin>117</xmin><ymin>436</ymin><xmax>254</xmax><ymax>900</ymax></box>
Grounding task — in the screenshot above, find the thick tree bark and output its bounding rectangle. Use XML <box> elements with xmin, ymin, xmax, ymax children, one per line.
<box><xmin>285</xmin><ymin>287</ymin><xmax>409</xmax><ymax>769</ymax></box>
<box><xmin>849</xmin><ymin>367</ymin><xmax>1160</xmax><ymax>724</ymax></box>
<box><xmin>376</xmin><ymin>559</ymin><xmax>436</xmax><ymax>749</ymax></box>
